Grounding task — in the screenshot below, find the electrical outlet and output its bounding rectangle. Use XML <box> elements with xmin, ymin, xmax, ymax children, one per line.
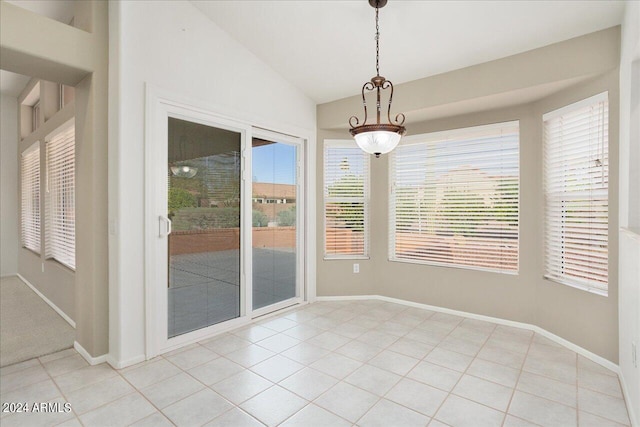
<box><xmin>353</xmin><ymin>263</ymin><xmax>360</xmax><ymax>274</ymax></box>
<box><xmin>633</xmin><ymin>342</ymin><xmax>637</xmax><ymax>368</ymax></box>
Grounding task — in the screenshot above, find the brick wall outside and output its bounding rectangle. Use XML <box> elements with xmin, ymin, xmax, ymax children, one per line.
<box><xmin>169</xmin><ymin>227</ymin><xmax>296</xmax><ymax>255</ymax></box>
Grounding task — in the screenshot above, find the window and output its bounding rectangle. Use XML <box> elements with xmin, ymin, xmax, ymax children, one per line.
<box><xmin>32</xmin><ymin>101</ymin><xmax>41</xmax><ymax>132</ymax></box>
<box><xmin>46</xmin><ymin>124</ymin><xmax>76</xmax><ymax>269</ymax></box>
<box><xmin>544</xmin><ymin>93</ymin><xmax>608</xmax><ymax>295</ymax></box>
<box><xmin>21</xmin><ymin>144</ymin><xmax>41</xmax><ymax>253</ymax></box>
<box><xmin>389</xmin><ymin>122</ymin><xmax>519</xmax><ymax>273</ymax></box>
<box><xmin>324</xmin><ymin>141</ymin><xmax>370</xmax><ymax>258</ymax></box>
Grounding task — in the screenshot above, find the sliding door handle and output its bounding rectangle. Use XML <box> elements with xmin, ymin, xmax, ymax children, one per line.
<box><xmin>159</xmin><ymin>215</ymin><xmax>172</xmax><ymax>237</ymax></box>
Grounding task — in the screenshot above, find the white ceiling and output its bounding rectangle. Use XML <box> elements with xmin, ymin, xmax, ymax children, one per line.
<box><xmin>0</xmin><ymin>0</ymin><xmax>75</xmax><ymax>97</ymax></box>
<box><xmin>193</xmin><ymin>0</ymin><xmax>626</xmax><ymax>104</ymax></box>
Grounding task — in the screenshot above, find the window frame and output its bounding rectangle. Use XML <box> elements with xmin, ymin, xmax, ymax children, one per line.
<box><xmin>323</xmin><ymin>139</ymin><xmax>371</xmax><ymax>260</ymax></box>
<box><xmin>543</xmin><ymin>92</ymin><xmax>609</xmax><ymax>296</ymax></box>
<box><xmin>388</xmin><ymin>121</ymin><xmax>520</xmax><ymax>274</ymax></box>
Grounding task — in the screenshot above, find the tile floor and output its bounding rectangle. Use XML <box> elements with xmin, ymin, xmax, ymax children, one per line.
<box><xmin>0</xmin><ymin>299</ymin><xmax>632</xmax><ymax>427</ymax></box>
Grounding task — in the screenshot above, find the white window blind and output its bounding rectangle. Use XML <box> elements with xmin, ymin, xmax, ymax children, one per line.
<box><xmin>389</xmin><ymin>122</ymin><xmax>519</xmax><ymax>273</ymax></box>
<box><xmin>324</xmin><ymin>141</ymin><xmax>370</xmax><ymax>258</ymax></box>
<box><xmin>21</xmin><ymin>144</ymin><xmax>41</xmax><ymax>254</ymax></box>
<box><xmin>46</xmin><ymin>124</ymin><xmax>76</xmax><ymax>270</ymax></box>
<box><xmin>543</xmin><ymin>93</ymin><xmax>608</xmax><ymax>295</ymax></box>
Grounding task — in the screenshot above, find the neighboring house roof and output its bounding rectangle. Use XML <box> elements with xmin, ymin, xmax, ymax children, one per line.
<box><xmin>253</xmin><ymin>182</ymin><xmax>296</xmax><ymax>199</ymax></box>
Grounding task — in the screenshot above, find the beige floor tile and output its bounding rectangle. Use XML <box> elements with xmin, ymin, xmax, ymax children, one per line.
<box><xmin>517</xmin><ymin>371</ymin><xmax>577</xmax><ymax>407</ymax></box>
<box><xmin>163</xmin><ymin>388</ymin><xmax>234</xmax><ymax>426</ymax></box>
<box><xmin>502</xmin><ymin>414</ymin><xmax>539</xmax><ymax>427</ymax></box>
<box><xmin>130</xmin><ymin>412</ymin><xmax>174</xmax><ymax>427</ymax></box>
<box><xmin>477</xmin><ymin>342</ymin><xmax>526</xmax><ymax>369</ymax></box>
<box><xmin>508</xmin><ymin>391</ymin><xmax>577</xmax><ymax>427</ymax></box>
<box><xmin>79</xmin><ymin>393</ymin><xmax>156</xmax><ymax>427</ymax></box>
<box><xmin>387</xmin><ymin>337</ymin><xmax>434</xmax><ymax>359</ymax></box>
<box><xmin>188</xmin><ymin>357</ymin><xmax>245</xmax><ymax>385</ymax></box>
<box><xmin>577</xmin><ymin>355</ymin><xmax>617</xmax><ymax>377</ymax></box>
<box><xmin>56</xmin><ymin>417</ymin><xmax>84</xmax><ymax>427</ymax></box>
<box><xmin>407</xmin><ymin>360</ymin><xmax>463</xmax><ymax>392</ymax></box>
<box><xmin>377</xmin><ymin>321</ymin><xmax>414</xmax><ymax>337</ymax></box>
<box><xmin>577</xmin><ymin>388</ymin><xmax>630</xmax><ymax>425</ymax></box>
<box><xmin>231</xmin><ymin>325</ymin><xmax>278</xmax><ymax>342</ymax></box>
<box><xmin>0</xmin><ymin>379</ymin><xmax>61</xmax><ymax>406</ymax></box>
<box><xmin>314</xmin><ymin>382</ymin><xmax>378</xmax><ymax>423</ymax></box>
<box><xmin>211</xmin><ymin>370</ymin><xmax>272</xmax><ymax>404</ymax></box>
<box><xmin>240</xmin><ymin>385</ymin><xmax>307</xmax><ymax>426</ymax></box>
<box><xmin>279</xmin><ymin>367</ymin><xmax>338</xmax><ymax>400</ymax></box>
<box><xmin>139</xmin><ymin>372</ymin><xmax>204</xmax><ymax>408</ymax></box>
<box><xmin>452</xmin><ymin>375</ymin><xmax>513</xmax><ymax>412</ymax></box>
<box><xmin>0</xmin><ymin>365</ymin><xmax>50</xmax><ymax>394</ymax></box>
<box><xmin>306</xmin><ymin>331</ymin><xmax>351</xmax><ymax>351</ymax></box>
<box><xmin>368</xmin><ymin>349</ymin><xmax>420</xmax><ymax>376</ymax></box>
<box><xmin>435</xmin><ymin>394</ymin><xmax>504</xmax><ymax>427</ymax></box>
<box><xmin>466</xmin><ymin>358</ymin><xmax>520</xmax><ymax>388</ymax></box>
<box><xmin>449</xmin><ymin>325</ymin><xmax>493</xmax><ymax>345</ymax></box>
<box><xmin>358</xmin><ymin>398</ymin><xmax>430</xmax><ymax>427</ymax></box>
<box><xmin>309</xmin><ymin>352</ymin><xmax>363</xmax><ymax>379</ymax></box>
<box><xmin>53</xmin><ymin>364</ymin><xmax>118</xmax><ymax>394</ymax></box>
<box><xmin>224</xmin><ymin>344</ymin><xmax>276</xmax><ymax>367</ymax></box>
<box><xmin>335</xmin><ymin>340</ymin><xmax>383</xmax><ymax>362</ymax></box>
<box><xmin>121</xmin><ymin>358</ymin><xmax>182</xmax><ymax>389</ymax></box>
<box><xmin>283</xmin><ymin>324</ymin><xmax>324</xmax><ymax>340</ymax></box>
<box><xmin>281</xmin><ymin>403</ymin><xmax>351</xmax><ymax>427</ymax></box>
<box><xmin>204</xmin><ymin>407</ymin><xmax>264</xmax><ymax>427</ymax></box>
<box><xmin>259</xmin><ymin>317</ymin><xmax>298</xmax><ymax>332</ymax></box>
<box><xmin>579</xmin><ymin>410</ymin><xmax>629</xmax><ymax>427</ymax></box>
<box><xmin>438</xmin><ymin>336</ymin><xmax>483</xmax><ymax>357</ymax></box>
<box><xmin>164</xmin><ymin>345</ymin><xmax>218</xmax><ymax>370</ymax></box>
<box><xmin>344</xmin><ymin>364</ymin><xmax>402</xmax><ymax>396</ymax></box>
<box><xmin>357</xmin><ymin>330</ymin><xmax>401</xmax><ymax>349</ymax></box>
<box><xmin>406</xmin><ymin>328</ymin><xmax>450</xmax><ymax>347</ymax></box>
<box><xmin>250</xmin><ymin>354</ymin><xmax>304</xmax><ymax>382</ymax></box>
<box><xmin>256</xmin><ymin>333</ymin><xmax>301</xmax><ymax>353</ymax></box>
<box><xmin>66</xmin><ymin>375</ymin><xmax>135</xmax><ymax>414</ymax></box>
<box><xmin>201</xmin><ymin>333</ymin><xmax>252</xmax><ymax>355</ymax></box>
<box><xmin>577</xmin><ymin>368</ymin><xmax>623</xmax><ymax>398</ymax></box>
<box><xmin>42</xmin><ymin>354</ymin><xmax>88</xmax><ymax>377</ymax></box>
<box><xmin>38</xmin><ymin>348</ymin><xmax>78</xmax><ymax>364</ymax></box>
<box><xmin>522</xmin><ymin>355</ymin><xmax>577</xmax><ymax>385</ymax></box>
<box><xmin>0</xmin><ymin>358</ymin><xmax>40</xmax><ymax>377</ymax></box>
<box><xmin>281</xmin><ymin>342</ymin><xmax>330</xmax><ymax>365</ymax></box>
<box><xmin>386</xmin><ymin>378</ymin><xmax>448</xmax><ymax>417</ymax></box>
<box><xmin>425</xmin><ymin>347</ymin><xmax>473</xmax><ymax>372</ymax></box>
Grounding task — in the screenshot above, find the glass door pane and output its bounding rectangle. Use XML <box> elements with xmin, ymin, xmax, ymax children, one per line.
<box><xmin>252</xmin><ymin>138</ymin><xmax>298</xmax><ymax>310</ymax></box>
<box><xmin>167</xmin><ymin>117</ymin><xmax>241</xmax><ymax>338</ymax></box>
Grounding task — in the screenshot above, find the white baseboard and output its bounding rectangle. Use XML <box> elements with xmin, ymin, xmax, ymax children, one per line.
<box><xmin>317</xmin><ymin>294</ymin><xmax>618</xmax><ymax>373</ymax></box>
<box><xmin>106</xmin><ymin>354</ymin><xmax>146</xmax><ymax>370</ymax></box>
<box><xmin>17</xmin><ymin>274</ymin><xmax>76</xmax><ymax>329</ymax></box>
<box><xmin>74</xmin><ymin>341</ymin><xmax>107</xmax><ymax>366</ymax></box>
<box><xmin>618</xmin><ymin>371</ymin><xmax>639</xmax><ymax>427</ymax></box>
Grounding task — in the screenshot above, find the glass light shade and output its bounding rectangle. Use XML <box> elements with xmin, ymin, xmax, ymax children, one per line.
<box><xmin>170</xmin><ymin>165</ymin><xmax>198</xmax><ymax>178</ymax></box>
<box><xmin>354</xmin><ymin>130</ymin><xmax>402</xmax><ymax>156</ymax></box>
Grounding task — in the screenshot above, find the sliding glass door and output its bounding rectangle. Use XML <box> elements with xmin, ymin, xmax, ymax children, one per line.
<box><xmin>251</xmin><ymin>132</ymin><xmax>302</xmax><ymax>312</ymax></box>
<box><xmin>167</xmin><ymin>117</ymin><xmax>243</xmax><ymax>337</ymax></box>
<box><xmin>148</xmin><ymin>98</ymin><xmax>305</xmax><ymax>355</ymax></box>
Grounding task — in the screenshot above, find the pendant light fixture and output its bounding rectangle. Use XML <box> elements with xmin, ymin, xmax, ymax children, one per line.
<box><xmin>349</xmin><ymin>0</ymin><xmax>406</xmax><ymax>158</ymax></box>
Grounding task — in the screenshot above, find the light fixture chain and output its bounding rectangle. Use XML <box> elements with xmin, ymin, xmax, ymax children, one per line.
<box><xmin>375</xmin><ymin>6</ymin><xmax>380</xmax><ymax>77</ymax></box>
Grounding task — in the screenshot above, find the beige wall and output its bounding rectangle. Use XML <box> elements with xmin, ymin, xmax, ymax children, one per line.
<box><xmin>1</xmin><ymin>0</ymin><xmax>110</xmax><ymax>357</ymax></box>
<box><xmin>1</xmin><ymin>94</ymin><xmax>19</xmax><ymax>277</ymax></box>
<box><xmin>317</xmin><ymin>27</ymin><xmax>620</xmax><ymax>362</ymax></box>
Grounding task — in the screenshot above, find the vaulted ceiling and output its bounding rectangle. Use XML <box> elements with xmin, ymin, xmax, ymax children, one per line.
<box><xmin>194</xmin><ymin>0</ymin><xmax>626</xmax><ymax>104</ymax></box>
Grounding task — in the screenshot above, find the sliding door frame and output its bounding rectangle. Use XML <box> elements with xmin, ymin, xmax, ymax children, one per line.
<box><xmin>144</xmin><ymin>85</ymin><xmax>316</xmax><ymax>359</ymax></box>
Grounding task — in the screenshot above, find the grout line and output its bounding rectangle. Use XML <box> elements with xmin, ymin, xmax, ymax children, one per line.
<box><xmin>503</xmin><ymin>331</ymin><xmax>537</xmax><ymax>426</ymax></box>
